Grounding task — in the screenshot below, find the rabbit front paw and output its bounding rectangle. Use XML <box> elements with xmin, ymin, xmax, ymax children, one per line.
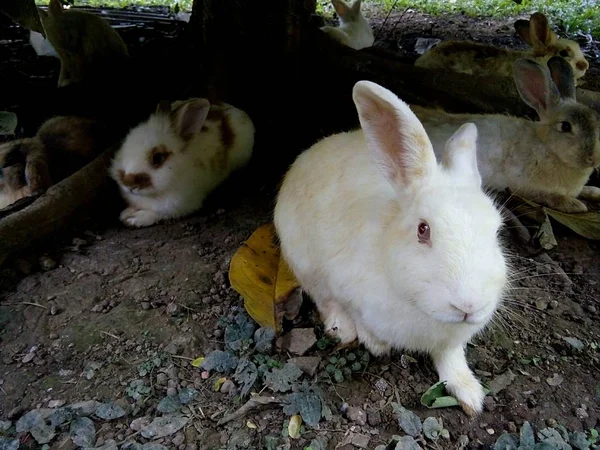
<box><xmin>318</xmin><ymin>299</ymin><xmax>358</xmax><ymax>344</ymax></box>
<box><xmin>578</xmin><ymin>186</ymin><xmax>600</xmax><ymax>202</ymax></box>
<box><xmin>541</xmin><ymin>194</ymin><xmax>587</xmax><ymax>213</ymax></box>
<box><xmin>120</xmin><ymin>207</ymin><xmax>161</xmax><ymax>228</ymax></box>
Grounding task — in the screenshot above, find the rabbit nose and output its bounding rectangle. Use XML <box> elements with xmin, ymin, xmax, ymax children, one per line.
<box><xmin>120</xmin><ymin>170</ymin><xmax>152</xmax><ymax>190</ymax></box>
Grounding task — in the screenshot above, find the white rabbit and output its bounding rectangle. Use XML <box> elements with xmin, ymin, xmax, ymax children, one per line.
<box><xmin>29</xmin><ymin>30</ymin><xmax>59</xmax><ymax>58</ymax></box>
<box><xmin>410</xmin><ymin>56</ymin><xmax>600</xmax><ymax>213</ymax></box>
<box><xmin>320</xmin><ymin>0</ymin><xmax>374</xmax><ymax>50</ymax></box>
<box><xmin>109</xmin><ymin>98</ymin><xmax>255</xmax><ymax>228</ymax></box>
<box><xmin>274</xmin><ymin>80</ymin><xmax>509</xmax><ymax>416</ymax></box>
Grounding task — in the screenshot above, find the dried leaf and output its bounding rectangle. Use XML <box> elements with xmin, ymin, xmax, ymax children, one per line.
<box><xmin>537</xmin><ymin>428</ymin><xmax>571</xmax><ymax>450</ymax></box>
<box><xmin>233</xmin><ymin>358</ymin><xmax>259</xmax><ymax>397</ymax></box>
<box><xmin>489</xmin><ymin>369</ymin><xmax>516</xmax><ymax>395</ymax></box>
<box><xmin>265</xmin><ymin>363</ymin><xmax>303</xmax><ymax>393</ymax></box>
<box><xmin>420</xmin><ymin>381</ymin><xmax>459</xmax><ymax>409</ymax></box>
<box><xmin>494</xmin><ymin>433</ymin><xmax>519</xmax><ymax>450</ymax></box>
<box><xmin>178</xmin><ymin>387</ymin><xmax>198</xmax><ymax>404</ymax></box>
<box><xmin>394</xmin><ymin>435</ymin><xmax>423</xmax><ymax>450</ymax></box>
<box><xmin>0</xmin><ymin>438</ymin><xmax>19</xmax><ymax>450</ymax></box>
<box><xmin>30</xmin><ymin>422</ymin><xmax>56</xmax><ymax>445</ymax></box>
<box><xmin>95</xmin><ymin>402</ymin><xmax>126</xmax><ymax>420</ymax></box>
<box><xmin>520</xmin><ymin>421</ymin><xmax>535</xmax><ymax>449</ymax></box>
<box><xmin>228</xmin><ymin>223</ymin><xmax>300</xmax><ymax>333</ymax></box>
<box><xmin>0</xmin><ymin>112</ymin><xmax>18</xmax><ymax>137</ymax></box>
<box><xmin>50</xmin><ymin>407</ymin><xmax>76</xmax><ymax>428</ymax></box>
<box><xmin>140</xmin><ymin>415</ymin><xmax>189</xmax><ymax>440</ymax></box>
<box><xmin>568</xmin><ymin>431</ymin><xmax>590</xmax><ymax>450</ymax></box>
<box><xmin>225</xmin><ymin>312</ymin><xmax>256</xmax><ymax>351</ymax></box>
<box><xmin>545</xmin><ymin>208</ymin><xmax>600</xmax><ymax>241</ymax></box>
<box><xmin>283</xmin><ymin>390</ymin><xmax>323</xmax><ymax>428</ymax></box>
<box><xmin>0</xmin><ymin>0</ymin><xmax>44</xmax><ymax>35</ymax></box>
<box><xmin>546</xmin><ymin>373</ymin><xmax>564</xmax><ymax>386</ymax></box>
<box><xmin>156</xmin><ymin>396</ymin><xmax>182</xmax><ymax>414</ymax></box>
<box><xmin>288</xmin><ymin>415</ymin><xmax>302</xmax><ymax>439</ymax></box>
<box><xmin>533</xmin><ymin>215</ymin><xmax>557</xmax><ymax>250</ymax></box>
<box><xmin>70</xmin><ymin>417</ymin><xmax>95</xmax><ymax>448</ymax></box>
<box><xmin>254</xmin><ymin>327</ymin><xmax>276</xmax><ymax>354</ymax></box>
<box><xmin>200</xmin><ymin>350</ymin><xmax>238</xmax><ymax>373</ymax></box>
<box><xmin>15</xmin><ymin>410</ymin><xmax>43</xmax><ymax>433</ymax></box>
<box><xmin>391</xmin><ymin>403</ymin><xmax>422</xmax><ymax>437</ymax></box>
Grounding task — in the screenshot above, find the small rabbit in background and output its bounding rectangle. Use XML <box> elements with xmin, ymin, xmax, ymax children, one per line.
<box><xmin>320</xmin><ymin>0</ymin><xmax>374</xmax><ymax>50</ymax></box>
<box><xmin>275</xmin><ymin>80</ymin><xmax>509</xmax><ymax>416</ymax></box>
<box><xmin>109</xmin><ymin>98</ymin><xmax>255</xmax><ymax>228</ymax></box>
<box><xmin>0</xmin><ymin>116</ymin><xmax>115</xmax><ymax>210</ymax></box>
<box><xmin>37</xmin><ymin>0</ymin><xmax>129</xmax><ymax>87</ymax></box>
<box><xmin>410</xmin><ymin>56</ymin><xmax>600</xmax><ymax>213</ymax></box>
<box><xmin>415</xmin><ymin>12</ymin><xmax>589</xmax><ymax>84</ymax></box>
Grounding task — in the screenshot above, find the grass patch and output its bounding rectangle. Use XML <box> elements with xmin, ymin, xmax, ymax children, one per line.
<box><xmin>318</xmin><ymin>0</ymin><xmax>600</xmax><ymax>38</ymax></box>
<box><xmin>35</xmin><ymin>0</ymin><xmax>193</xmax><ymax>11</ymax></box>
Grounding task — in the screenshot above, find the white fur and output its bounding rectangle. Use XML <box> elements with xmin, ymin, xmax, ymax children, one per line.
<box><xmin>411</xmin><ymin>57</ymin><xmax>600</xmax><ymax>213</ymax></box>
<box><xmin>109</xmin><ymin>100</ymin><xmax>255</xmax><ymax>228</ymax></box>
<box><xmin>320</xmin><ymin>0</ymin><xmax>374</xmax><ymax>50</ymax></box>
<box><xmin>274</xmin><ymin>80</ymin><xmax>508</xmax><ymax>416</ymax></box>
<box><xmin>29</xmin><ymin>30</ymin><xmax>59</xmax><ymax>58</ymax></box>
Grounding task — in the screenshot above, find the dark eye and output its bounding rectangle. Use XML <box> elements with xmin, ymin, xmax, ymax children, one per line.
<box><xmin>559</xmin><ymin>49</ymin><xmax>569</xmax><ymax>57</ymax></box>
<box><xmin>417</xmin><ymin>220</ymin><xmax>431</xmax><ymax>246</ymax></box>
<box><xmin>560</xmin><ymin>121</ymin><xmax>572</xmax><ymax>133</ymax></box>
<box><xmin>152</xmin><ymin>152</ymin><xmax>168</xmax><ymax>167</ymax></box>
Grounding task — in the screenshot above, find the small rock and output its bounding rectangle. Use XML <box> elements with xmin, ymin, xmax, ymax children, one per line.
<box><xmin>549</xmin><ymin>300</ymin><xmax>559</xmax><ymax>309</ymax></box>
<box><xmin>508</xmin><ymin>422</ymin><xmax>517</xmax><ymax>433</ymax></box>
<box><xmin>0</xmin><ymin>420</ymin><xmax>12</xmax><ymax>432</ymax></box>
<box><xmin>166</xmin><ymin>302</ymin><xmax>180</xmax><ymax>316</ymax></box>
<box><xmin>563</xmin><ymin>336</ymin><xmax>584</xmax><ymax>351</ymax></box>
<box><xmin>49</xmin><ymin>333</ymin><xmax>59</xmax><ymax>340</ymax></box>
<box><xmin>22</xmin><ymin>352</ymin><xmax>35</xmax><ymax>364</ymax></box>
<box><xmin>486</xmin><ymin>428</ymin><xmax>495</xmax><ymax>435</ymax></box>
<box><xmin>275</xmin><ymin>328</ymin><xmax>317</xmax><ymax>356</ymax></box>
<box><xmin>130</xmin><ymin>417</ymin><xmax>150</xmax><ymax>431</ymax></box>
<box><xmin>546</xmin><ymin>418</ymin><xmax>558</xmax><ymax>428</ymax></box>
<box><xmin>49</xmin><ymin>305</ymin><xmax>58</xmax><ymax>315</ymax></box>
<box><xmin>39</xmin><ymin>255</ymin><xmax>57</xmax><ymax>271</ymax></box>
<box><xmin>546</xmin><ymin>373</ymin><xmax>564</xmax><ymax>386</ymax></box>
<box><xmin>172</xmin><ymin>432</ymin><xmax>185</xmax><ymax>447</ymax></box>
<box><xmin>141</xmin><ymin>302</ymin><xmax>151</xmax><ymax>310</ymax></box>
<box><xmin>167</xmin><ymin>367</ymin><xmax>179</xmax><ymax>380</ymax></box>
<box><xmin>483</xmin><ymin>396</ymin><xmax>496</xmax><ymax>412</ymax></box>
<box><xmin>164</xmin><ymin>343</ymin><xmax>180</xmax><ymax>355</ymax></box>
<box><xmin>351</xmin><ymin>433</ymin><xmax>370</xmax><ymax>449</ymax></box>
<box><xmin>489</xmin><ymin>369</ymin><xmax>516</xmax><ymax>395</ymax></box>
<box><xmin>288</xmin><ymin>356</ymin><xmax>321</xmax><ymax>377</ymax></box>
<box><xmin>201</xmin><ymin>371</ymin><xmax>209</xmax><ymax>379</ymax></box>
<box><xmin>156</xmin><ymin>373</ymin><xmax>168</xmax><ymax>385</ymax></box>
<box><xmin>586</xmin><ymin>305</ymin><xmax>597</xmax><ymax>314</ymax></box>
<box><xmin>575</xmin><ymin>407</ymin><xmax>589</xmax><ymax>419</ymax></box>
<box><xmin>91</xmin><ymin>304</ymin><xmax>104</xmax><ymax>313</ymax></box>
<box><xmin>535</xmin><ymin>299</ymin><xmax>548</xmax><ymax>310</ymax></box>
<box><xmin>457</xmin><ymin>435</ymin><xmax>469</xmax><ymax>449</ymax></box>
<box><xmin>48</xmin><ymin>400</ymin><xmax>65</xmax><ymax>408</ymax></box>
<box><xmin>367</xmin><ymin>410</ymin><xmax>382</xmax><ymax>427</ymax></box>
<box><xmin>220</xmin><ymin>380</ymin><xmax>236</xmax><ymax>394</ymax></box>
<box><xmin>346</xmin><ymin>406</ymin><xmax>367</xmax><ymax>426</ymax></box>
<box><xmin>167</xmin><ymin>387</ymin><xmax>178</xmax><ymax>397</ymax></box>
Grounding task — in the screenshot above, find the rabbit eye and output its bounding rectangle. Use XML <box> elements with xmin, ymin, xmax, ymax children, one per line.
<box><xmin>560</xmin><ymin>121</ymin><xmax>572</xmax><ymax>133</ymax></box>
<box><xmin>417</xmin><ymin>220</ymin><xmax>431</xmax><ymax>246</ymax></box>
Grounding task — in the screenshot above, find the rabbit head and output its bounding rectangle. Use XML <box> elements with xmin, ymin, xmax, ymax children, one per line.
<box><xmin>109</xmin><ymin>99</ymin><xmax>211</xmax><ymax>198</ymax></box>
<box><xmin>353</xmin><ymin>81</ymin><xmax>508</xmax><ymax>327</ymax></box>
<box><xmin>331</xmin><ymin>0</ymin><xmax>364</xmax><ymax>25</ymax></box>
<box><xmin>512</xmin><ymin>56</ymin><xmax>600</xmax><ymax>171</ymax></box>
<box><xmin>514</xmin><ymin>12</ymin><xmax>589</xmax><ymax>80</ymax></box>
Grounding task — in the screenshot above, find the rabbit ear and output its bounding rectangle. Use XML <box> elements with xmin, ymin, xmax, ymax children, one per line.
<box><xmin>529</xmin><ymin>12</ymin><xmax>555</xmax><ymax>48</ymax></box>
<box><xmin>171</xmin><ymin>98</ymin><xmax>211</xmax><ymax>141</ymax></box>
<box><xmin>350</xmin><ymin>0</ymin><xmax>362</xmax><ymax>16</ymax></box>
<box><xmin>155</xmin><ymin>100</ymin><xmax>171</xmax><ymax>115</ymax></box>
<box><xmin>513</xmin><ymin>58</ymin><xmax>560</xmax><ymax>114</ymax></box>
<box><xmin>331</xmin><ymin>0</ymin><xmax>351</xmax><ymax>19</ymax></box>
<box><xmin>546</xmin><ymin>56</ymin><xmax>576</xmax><ymax>100</ymax></box>
<box><xmin>48</xmin><ymin>0</ymin><xmax>64</xmax><ymax>17</ymax></box>
<box><xmin>352</xmin><ymin>80</ymin><xmax>437</xmax><ymax>192</ymax></box>
<box><xmin>441</xmin><ymin>123</ymin><xmax>481</xmax><ymax>187</ymax></box>
<box><xmin>514</xmin><ymin>19</ymin><xmax>534</xmax><ymax>46</ymax></box>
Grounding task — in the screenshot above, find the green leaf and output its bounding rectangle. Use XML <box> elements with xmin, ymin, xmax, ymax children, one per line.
<box><xmin>544</xmin><ymin>208</ymin><xmax>600</xmax><ymax>240</ymax></box>
<box><xmin>532</xmin><ymin>214</ymin><xmax>557</xmax><ymax>250</ymax></box>
<box><xmin>420</xmin><ymin>381</ymin><xmax>459</xmax><ymax>409</ymax></box>
<box><xmin>200</xmin><ymin>350</ymin><xmax>239</xmax><ymax>373</ymax></box>
<box><xmin>233</xmin><ymin>358</ymin><xmax>259</xmax><ymax>397</ymax></box>
<box><xmin>283</xmin><ymin>391</ymin><xmax>323</xmax><ymax>428</ymax></box>
<box><xmin>265</xmin><ymin>362</ymin><xmax>302</xmax><ymax>393</ymax></box>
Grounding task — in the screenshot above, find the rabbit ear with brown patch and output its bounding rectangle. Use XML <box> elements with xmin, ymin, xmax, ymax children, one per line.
<box><xmin>171</xmin><ymin>99</ymin><xmax>211</xmax><ymax>142</ymax></box>
<box><xmin>529</xmin><ymin>12</ymin><xmax>556</xmax><ymax>48</ymax></box>
<box><xmin>331</xmin><ymin>0</ymin><xmax>351</xmax><ymax>20</ymax></box>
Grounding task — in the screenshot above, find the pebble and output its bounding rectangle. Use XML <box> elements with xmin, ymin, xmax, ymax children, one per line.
<box><xmin>130</xmin><ymin>417</ymin><xmax>150</xmax><ymax>431</ymax></box>
<box><xmin>367</xmin><ymin>410</ymin><xmax>382</xmax><ymax>427</ymax></box>
<box><xmin>546</xmin><ymin>418</ymin><xmax>557</xmax><ymax>428</ymax></box>
<box><xmin>39</xmin><ymin>255</ymin><xmax>57</xmax><ymax>271</ymax></box>
<box><xmin>22</xmin><ymin>352</ymin><xmax>35</xmax><ymax>364</ymax></box>
<box><xmin>351</xmin><ymin>434</ymin><xmax>370</xmax><ymax>449</ymax></box>
<box><xmin>549</xmin><ymin>300</ymin><xmax>559</xmax><ymax>309</ymax></box>
<box><xmin>167</xmin><ymin>367</ymin><xmax>179</xmax><ymax>379</ymax></box>
<box><xmin>7</xmin><ymin>406</ymin><xmax>25</xmax><ymax>420</ymax></box>
<box><xmin>508</xmin><ymin>422</ymin><xmax>517</xmax><ymax>433</ymax></box>
<box><xmin>586</xmin><ymin>305</ymin><xmax>597</xmax><ymax>314</ymax></box>
<box><xmin>220</xmin><ymin>380</ymin><xmax>236</xmax><ymax>394</ymax></box>
<box><xmin>164</xmin><ymin>343</ymin><xmax>179</xmax><ymax>355</ymax></box>
<box><xmin>201</xmin><ymin>371</ymin><xmax>209</xmax><ymax>379</ymax></box>
<box><xmin>575</xmin><ymin>407</ymin><xmax>589</xmax><ymax>419</ymax></box>
<box><xmin>141</xmin><ymin>302</ymin><xmax>151</xmax><ymax>310</ymax></box>
<box><xmin>486</xmin><ymin>428</ymin><xmax>495</xmax><ymax>435</ymax></box>
<box><xmin>167</xmin><ymin>387</ymin><xmax>178</xmax><ymax>397</ymax></box>
<box><xmin>48</xmin><ymin>399</ymin><xmax>65</xmax><ymax>408</ymax></box>
<box><xmin>168</xmin><ymin>379</ymin><xmax>178</xmax><ymax>389</ymax></box>
<box><xmin>49</xmin><ymin>333</ymin><xmax>59</xmax><ymax>340</ymax></box>
<box><xmin>346</xmin><ymin>406</ymin><xmax>367</xmax><ymax>426</ymax></box>
<box><xmin>166</xmin><ymin>302</ymin><xmax>180</xmax><ymax>316</ymax></box>
<box><xmin>172</xmin><ymin>432</ymin><xmax>185</xmax><ymax>447</ymax></box>
<box><xmin>156</xmin><ymin>373</ymin><xmax>168</xmax><ymax>385</ymax></box>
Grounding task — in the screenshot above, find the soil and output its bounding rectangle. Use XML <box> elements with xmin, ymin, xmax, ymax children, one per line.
<box><xmin>1</xmin><ymin>5</ymin><xmax>599</xmax><ymax>450</ymax></box>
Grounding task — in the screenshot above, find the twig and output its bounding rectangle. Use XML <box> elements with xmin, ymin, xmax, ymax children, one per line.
<box><xmin>216</xmin><ymin>395</ymin><xmax>282</xmax><ymax>426</ymax></box>
<box><xmin>100</xmin><ymin>331</ymin><xmax>121</xmax><ymax>340</ymax></box>
<box><xmin>170</xmin><ymin>355</ymin><xmax>194</xmax><ymax>361</ymax></box>
<box><xmin>5</xmin><ymin>301</ymin><xmax>49</xmax><ymax>309</ymax></box>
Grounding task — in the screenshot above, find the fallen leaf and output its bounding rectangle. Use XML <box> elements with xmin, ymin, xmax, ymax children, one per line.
<box><xmin>70</xmin><ymin>417</ymin><xmax>95</xmax><ymax>448</ymax></box>
<box><xmin>30</xmin><ymin>422</ymin><xmax>56</xmax><ymax>445</ymax></box>
<box><xmin>0</xmin><ymin>112</ymin><xmax>18</xmax><ymax>137</ymax></box>
<box><xmin>15</xmin><ymin>410</ymin><xmax>43</xmax><ymax>433</ymax></box>
<box><xmin>391</xmin><ymin>403</ymin><xmax>422</xmax><ymax>437</ymax></box>
<box><xmin>288</xmin><ymin>415</ymin><xmax>302</xmax><ymax>439</ymax></box>
<box><xmin>200</xmin><ymin>350</ymin><xmax>238</xmax><ymax>373</ymax></box>
<box><xmin>190</xmin><ymin>357</ymin><xmax>205</xmax><ymax>368</ymax></box>
<box><xmin>537</xmin><ymin>428</ymin><xmax>571</xmax><ymax>450</ymax></box>
<box><xmin>156</xmin><ymin>396</ymin><xmax>182</xmax><ymax>414</ymax></box>
<box><xmin>545</xmin><ymin>208</ymin><xmax>600</xmax><ymax>241</ymax></box>
<box><xmin>228</xmin><ymin>223</ymin><xmax>300</xmax><ymax>333</ymax></box>
<box><xmin>233</xmin><ymin>358</ymin><xmax>259</xmax><ymax>397</ymax></box>
<box><xmin>0</xmin><ymin>438</ymin><xmax>19</xmax><ymax>450</ymax></box>
<box><xmin>178</xmin><ymin>387</ymin><xmax>198</xmax><ymax>404</ymax></box>
<box><xmin>519</xmin><ymin>421</ymin><xmax>535</xmax><ymax>450</ymax></box>
<box><xmin>140</xmin><ymin>415</ymin><xmax>189</xmax><ymax>440</ymax></box>
<box><xmin>532</xmin><ymin>215</ymin><xmax>558</xmax><ymax>250</ymax></box>
<box><xmin>253</xmin><ymin>327</ymin><xmax>276</xmax><ymax>354</ymax></box>
<box><xmin>0</xmin><ymin>0</ymin><xmax>45</xmax><ymax>35</ymax></box>
<box><xmin>283</xmin><ymin>390</ymin><xmax>323</xmax><ymax>428</ymax></box>
<box><xmin>420</xmin><ymin>381</ymin><xmax>459</xmax><ymax>409</ymax></box>
<box><xmin>213</xmin><ymin>377</ymin><xmax>227</xmax><ymax>392</ymax></box>
<box><xmin>95</xmin><ymin>402</ymin><xmax>126</xmax><ymax>420</ymax></box>
<box><xmin>246</xmin><ymin>420</ymin><xmax>257</xmax><ymax>429</ymax></box>
<box><xmin>422</xmin><ymin>417</ymin><xmax>443</xmax><ymax>441</ymax></box>
<box><xmin>493</xmin><ymin>433</ymin><xmax>519</xmax><ymax>450</ymax></box>
<box><xmin>562</xmin><ymin>336</ymin><xmax>584</xmax><ymax>351</ymax></box>
<box><xmin>265</xmin><ymin>363</ymin><xmax>303</xmax><ymax>393</ymax></box>
<box><xmin>394</xmin><ymin>435</ymin><xmax>423</xmax><ymax>450</ymax></box>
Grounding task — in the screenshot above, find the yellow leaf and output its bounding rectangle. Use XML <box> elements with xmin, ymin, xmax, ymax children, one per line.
<box><xmin>191</xmin><ymin>357</ymin><xmax>205</xmax><ymax>368</ymax></box>
<box><xmin>213</xmin><ymin>377</ymin><xmax>227</xmax><ymax>392</ymax></box>
<box><xmin>246</xmin><ymin>420</ymin><xmax>257</xmax><ymax>429</ymax></box>
<box><xmin>228</xmin><ymin>223</ymin><xmax>300</xmax><ymax>333</ymax></box>
<box><xmin>288</xmin><ymin>414</ymin><xmax>302</xmax><ymax>439</ymax></box>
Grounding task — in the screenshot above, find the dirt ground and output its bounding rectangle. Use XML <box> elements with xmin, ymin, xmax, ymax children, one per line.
<box><xmin>0</xmin><ymin>5</ymin><xmax>599</xmax><ymax>450</ymax></box>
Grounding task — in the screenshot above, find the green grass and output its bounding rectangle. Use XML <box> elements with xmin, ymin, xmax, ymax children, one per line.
<box><xmin>35</xmin><ymin>0</ymin><xmax>600</xmax><ymax>38</ymax></box>
<box><xmin>318</xmin><ymin>0</ymin><xmax>600</xmax><ymax>38</ymax></box>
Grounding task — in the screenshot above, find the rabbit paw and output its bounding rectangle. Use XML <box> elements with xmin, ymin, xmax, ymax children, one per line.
<box><xmin>432</xmin><ymin>346</ymin><xmax>485</xmax><ymax>417</ymax></box>
<box><xmin>355</xmin><ymin>322</ymin><xmax>392</xmax><ymax>356</ymax></box>
<box><xmin>318</xmin><ymin>300</ymin><xmax>358</xmax><ymax>344</ymax></box>
<box><xmin>542</xmin><ymin>194</ymin><xmax>587</xmax><ymax>213</ymax></box>
<box><xmin>579</xmin><ymin>186</ymin><xmax>600</xmax><ymax>202</ymax></box>
<box><xmin>120</xmin><ymin>207</ymin><xmax>161</xmax><ymax>228</ymax></box>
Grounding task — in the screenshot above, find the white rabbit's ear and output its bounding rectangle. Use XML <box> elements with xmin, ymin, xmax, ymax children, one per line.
<box><xmin>513</xmin><ymin>58</ymin><xmax>560</xmax><ymax>114</ymax></box>
<box><xmin>546</xmin><ymin>56</ymin><xmax>576</xmax><ymax>100</ymax></box>
<box><xmin>48</xmin><ymin>0</ymin><xmax>64</xmax><ymax>17</ymax></box>
<box><xmin>442</xmin><ymin>123</ymin><xmax>481</xmax><ymax>187</ymax></box>
<box><xmin>171</xmin><ymin>98</ymin><xmax>211</xmax><ymax>141</ymax></box>
<box><xmin>331</xmin><ymin>0</ymin><xmax>351</xmax><ymax>19</ymax></box>
<box><xmin>529</xmin><ymin>12</ymin><xmax>556</xmax><ymax>48</ymax></box>
<box><xmin>352</xmin><ymin>80</ymin><xmax>437</xmax><ymax>192</ymax></box>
